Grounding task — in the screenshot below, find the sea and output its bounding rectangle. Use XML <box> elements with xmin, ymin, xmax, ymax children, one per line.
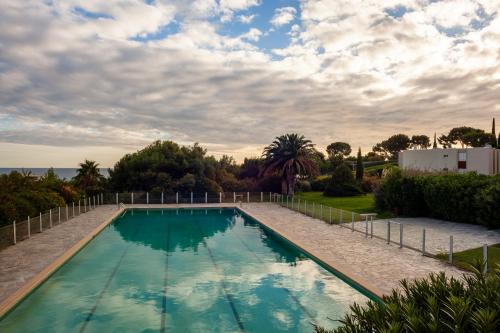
<box><xmin>0</xmin><ymin>168</ymin><xmax>110</xmax><ymax>179</ymax></box>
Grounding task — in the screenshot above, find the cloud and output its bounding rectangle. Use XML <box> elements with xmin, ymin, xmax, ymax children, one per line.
<box><xmin>270</xmin><ymin>7</ymin><xmax>297</xmax><ymax>27</ymax></box>
<box><xmin>241</xmin><ymin>28</ymin><xmax>262</xmax><ymax>41</ymax></box>
<box><xmin>1</xmin><ymin>0</ymin><xmax>500</xmax><ymax>167</ymax></box>
<box><xmin>238</xmin><ymin>14</ymin><xmax>256</xmax><ymax>24</ymax></box>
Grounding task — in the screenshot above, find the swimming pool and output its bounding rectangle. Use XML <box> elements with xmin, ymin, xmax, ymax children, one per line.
<box><xmin>0</xmin><ymin>208</ymin><xmax>372</xmax><ymax>332</ymax></box>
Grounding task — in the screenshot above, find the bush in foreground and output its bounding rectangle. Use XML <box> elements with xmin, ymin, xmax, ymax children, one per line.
<box><xmin>315</xmin><ymin>265</ymin><xmax>500</xmax><ymax>333</ymax></box>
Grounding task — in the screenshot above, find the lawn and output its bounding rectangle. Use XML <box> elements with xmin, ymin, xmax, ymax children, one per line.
<box><xmin>294</xmin><ymin>191</ymin><xmax>377</xmax><ymax>214</ymax></box>
<box><xmin>436</xmin><ymin>243</ymin><xmax>500</xmax><ymax>272</ymax></box>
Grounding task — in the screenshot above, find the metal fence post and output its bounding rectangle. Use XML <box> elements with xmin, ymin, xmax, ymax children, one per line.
<box><xmin>387</xmin><ymin>221</ymin><xmax>390</xmax><ymax>244</ymax></box>
<box><xmin>219</xmin><ymin>192</ymin><xmax>222</xmax><ymax>203</ymax></box>
<box><xmin>340</xmin><ymin>209</ymin><xmax>343</xmax><ymax>223</ymax></box>
<box><xmin>205</xmin><ymin>192</ymin><xmax>208</xmax><ymax>204</ymax></box>
<box><xmin>483</xmin><ymin>244</ymin><xmax>488</xmax><ymax>274</ymax></box>
<box><xmin>422</xmin><ymin>229</ymin><xmax>426</xmax><ymax>255</ymax></box>
<box><xmin>449</xmin><ymin>235</ymin><xmax>453</xmax><ymax>264</ymax></box>
<box><xmin>191</xmin><ymin>192</ymin><xmax>193</xmax><ymax>204</ymax></box>
<box><xmin>260</xmin><ymin>192</ymin><xmax>263</xmax><ymax>202</ymax></box>
<box><xmin>400</xmin><ymin>224</ymin><xmax>403</xmax><ymax>248</ymax></box>
<box><xmin>39</xmin><ymin>212</ymin><xmax>42</xmax><ymax>232</ymax></box>
<box><xmin>329</xmin><ymin>207</ymin><xmax>332</xmax><ymax>224</ymax></box>
<box><xmin>131</xmin><ymin>192</ymin><xmax>134</xmax><ymax>205</ymax></box>
<box><xmin>233</xmin><ymin>192</ymin><xmax>236</xmax><ymax>203</ymax></box>
<box><xmin>58</xmin><ymin>207</ymin><xmax>61</xmax><ymax>224</ymax></box>
<box><xmin>27</xmin><ymin>216</ymin><xmax>31</xmax><ymax>238</ymax></box>
<box><xmin>247</xmin><ymin>192</ymin><xmax>250</xmax><ymax>203</ymax></box>
<box><xmin>269</xmin><ymin>192</ymin><xmax>271</xmax><ymax>202</ymax></box>
<box><xmin>66</xmin><ymin>205</ymin><xmax>68</xmax><ymax>221</ymax></box>
<box><xmin>370</xmin><ymin>217</ymin><xmax>373</xmax><ymax>238</ymax></box>
<box><xmin>176</xmin><ymin>192</ymin><xmax>179</xmax><ymax>204</ymax></box>
<box><xmin>320</xmin><ymin>204</ymin><xmax>323</xmax><ymax>220</ymax></box>
<box><xmin>161</xmin><ymin>192</ymin><xmax>164</xmax><ymax>204</ymax></box>
<box><xmin>50</xmin><ymin>209</ymin><xmax>52</xmax><ymax>228</ymax></box>
<box><xmin>72</xmin><ymin>202</ymin><xmax>75</xmax><ymax>217</ymax></box>
<box><xmin>365</xmin><ymin>216</ymin><xmax>368</xmax><ymax>238</ymax></box>
<box><xmin>115</xmin><ymin>193</ymin><xmax>118</xmax><ymax>206</ymax></box>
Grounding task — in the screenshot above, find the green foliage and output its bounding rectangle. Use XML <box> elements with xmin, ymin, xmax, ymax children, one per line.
<box><xmin>355</xmin><ymin>148</ymin><xmax>363</xmax><ymax>181</ymax></box>
<box><xmin>410</xmin><ymin>134</ymin><xmax>431</xmax><ymax>149</ymax></box>
<box><xmin>324</xmin><ymin>164</ymin><xmax>362</xmax><ymax>197</ymax></box>
<box><xmin>375</xmin><ymin>168</ymin><xmax>500</xmax><ymax>228</ymax></box>
<box><xmin>326</xmin><ymin>142</ymin><xmax>352</xmax><ymax>160</ymax></box>
<box><xmin>0</xmin><ymin>170</ymin><xmax>74</xmax><ymax>227</ymax></box>
<box><xmin>73</xmin><ymin>160</ymin><xmax>106</xmax><ymax>195</ymax></box>
<box><xmin>439</xmin><ymin>126</ymin><xmax>493</xmax><ymax>148</ymax></box>
<box><xmin>262</xmin><ymin>133</ymin><xmax>320</xmax><ymax>195</ymax></box>
<box><xmin>310</xmin><ymin>175</ymin><xmax>331</xmax><ymax>191</ymax></box>
<box><xmin>108</xmin><ymin>140</ymin><xmax>245</xmax><ymax>193</ymax></box>
<box><xmin>373</xmin><ymin>134</ymin><xmax>411</xmax><ymax>159</ymax></box>
<box><xmin>315</xmin><ymin>266</ymin><xmax>500</xmax><ymax>333</ymax></box>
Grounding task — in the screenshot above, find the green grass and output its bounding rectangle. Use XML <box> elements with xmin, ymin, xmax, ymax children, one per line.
<box><xmin>436</xmin><ymin>243</ymin><xmax>500</xmax><ymax>272</ymax></box>
<box><xmin>294</xmin><ymin>192</ymin><xmax>393</xmax><ymax>218</ymax></box>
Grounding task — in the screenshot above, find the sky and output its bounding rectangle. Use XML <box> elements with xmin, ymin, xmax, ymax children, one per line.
<box><xmin>0</xmin><ymin>0</ymin><xmax>499</xmax><ymax>167</ymax></box>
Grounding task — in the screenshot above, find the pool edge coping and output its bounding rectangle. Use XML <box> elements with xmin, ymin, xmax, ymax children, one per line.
<box><xmin>0</xmin><ymin>207</ymin><xmax>125</xmax><ymax>318</ymax></box>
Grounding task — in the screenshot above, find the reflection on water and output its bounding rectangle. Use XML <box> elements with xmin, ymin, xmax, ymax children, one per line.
<box><xmin>0</xmin><ymin>208</ymin><xmax>370</xmax><ymax>333</ymax></box>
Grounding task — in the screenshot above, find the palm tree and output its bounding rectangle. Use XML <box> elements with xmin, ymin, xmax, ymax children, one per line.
<box><xmin>261</xmin><ymin>134</ymin><xmax>319</xmax><ymax>195</ymax></box>
<box><xmin>73</xmin><ymin>160</ymin><xmax>104</xmax><ymax>195</ymax></box>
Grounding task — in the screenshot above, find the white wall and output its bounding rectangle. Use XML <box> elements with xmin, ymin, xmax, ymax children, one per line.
<box><xmin>398</xmin><ymin>147</ymin><xmax>499</xmax><ymax>175</ymax></box>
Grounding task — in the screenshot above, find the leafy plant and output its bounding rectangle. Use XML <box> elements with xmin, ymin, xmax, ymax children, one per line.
<box><xmin>315</xmin><ymin>264</ymin><xmax>500</xmax><ymax>333</ymax></box>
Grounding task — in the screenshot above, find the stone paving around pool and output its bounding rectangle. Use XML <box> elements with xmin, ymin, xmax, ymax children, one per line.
<box><xmin>0</xmin><ymin>203</ymin><xmax>473</xmax><ymax>306</ymax></box>
<box><xmin>0</xmin><ymin>205</ymin><xmax>119</xmax><ymax>303</ymax></box>
<box><xmin>349</xmin><ymin>217</ymin><xmax>500</xmax><ymax>255</ymax></box>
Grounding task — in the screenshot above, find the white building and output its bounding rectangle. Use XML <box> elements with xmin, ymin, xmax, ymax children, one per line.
<box><xmin>398</xmin><ymin>147</ymin><xmax>500</xmax><ymax>175</ymax></box>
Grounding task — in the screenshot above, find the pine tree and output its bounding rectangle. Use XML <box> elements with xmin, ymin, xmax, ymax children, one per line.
<box><xmin>355</xmin><ymin>147</ymin><xmax>364</xmax><ymax>181</ymax></box>
<box><xmin>433</xmin><ymin>132</ymin><xmax>437</xmax><ymax>148</ymax></box>
<box><xmin>492</xmin><ymin>118</ymin><xmax>497</xmax><ymax>148</ymax></box>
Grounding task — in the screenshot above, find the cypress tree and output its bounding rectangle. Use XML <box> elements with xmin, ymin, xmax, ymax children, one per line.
<box><xmin>492</xmin><ymin>118</ymin><xmax>497</xmax><ymax>148</ymax></box>
<box><xmin>433</xmin><ymin>132</ymin><xmax>437</xmax><ymax>148</ymax></box>
<box><xmin>355</xmin><ymin>147</ymin><xmax>364</xmax><ymax>181</ymax></box>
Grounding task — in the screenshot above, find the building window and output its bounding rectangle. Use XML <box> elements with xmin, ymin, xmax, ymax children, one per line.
<box><xmin>458</xmin><ymin>152</ymin><xmax>467</xmax><ymax>169</ymax></box>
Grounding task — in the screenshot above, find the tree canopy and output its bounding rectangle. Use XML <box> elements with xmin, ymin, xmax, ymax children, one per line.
<box><xmin>262</xmin><ymin>133</ymin><xmax>319</xmax><ymax>195</ymax></box>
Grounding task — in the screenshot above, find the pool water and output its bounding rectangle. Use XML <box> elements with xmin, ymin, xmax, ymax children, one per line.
<box><xmin>0</xmin><ymin>208</ymin><xmax>371</xmax><ymax>332</ymax></box>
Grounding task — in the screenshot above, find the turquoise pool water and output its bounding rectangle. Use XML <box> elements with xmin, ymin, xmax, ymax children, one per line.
<box><xmin>0</xmin><ymin>208</ymin><xmax>371</xmax><ymax>332</ymax></box>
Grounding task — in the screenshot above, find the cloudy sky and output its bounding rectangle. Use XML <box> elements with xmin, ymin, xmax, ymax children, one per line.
<box><xmin>1</xmin><ymin>0</ymin><xmax>499</xmax><ymax>167</ymax></box>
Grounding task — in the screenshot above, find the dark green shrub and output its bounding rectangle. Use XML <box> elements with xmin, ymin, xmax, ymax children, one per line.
<box><xmin>315</xmin><ymin>265</ymin><xmax>500</xmax><ymax>333</ymax></box>
<box><xmin>324</xmin><ymin>164</ymin><xmax>362</xmax><ymax>197</ymax></box>
<box><xmin>423</xmin><ymin>173</ymin><xmax>491</xmax><ymax>224</ymax></box>
<box><xmin>296</xmin><ymin>179</ymin><xmax>312</xmax><ymax>192</ymax></box>
<box><xmin>376</xmin><ymin>169</ymin><xmax>500</xmax><ymax>228</ymax></box>
<box><xmin>311</xmin><ymin>176</ymin><xmax>330</xmax><ymax>191</ymax></box>
<box><xmin>375</xmin><ymin>167</ymin><xmax>427</xmax><ymax>216</ymax></box>
<box><xmin>475</xmin><ymin>181</ymin><xmax>500</xmax><ymax>228</ymax></box>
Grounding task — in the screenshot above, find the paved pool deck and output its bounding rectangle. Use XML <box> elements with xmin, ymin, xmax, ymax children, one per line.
<box><xmin>0</xmin><ymin>203</ymin><xmax>467</xmax><ymax>309</ymax></box>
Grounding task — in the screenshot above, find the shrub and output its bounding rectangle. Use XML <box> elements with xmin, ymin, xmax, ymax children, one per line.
<box><xmin>310</xmin><ymin>176</ymin><xmax>331</xmax><ymax>191</ymax></box>
<box><xmin>315</xmin><ymin>265</ymin><xmax>500</xmax><ymax>333</ymax></box>
<box><xmin>376</xmin><ymin>168</ymin><xmax>500</xmax><ymax>228</ymax></box>
<box><xmin>296</xmin><ymin>179</ymin><xmax>312</xmax><ymax>192</ymax></box>
<box><xmin>475</xmin><ymin>181</ymin><xmax>500</xmax><ymax>229</ymax></box>
<box><xmin>360</xmin><ymin>175</ymin><xmax>379</xmax><ymax>193</ymax></box>
<box><xmin>324</xmin><ymin>164</ymin><xmax>362</xmax><ymax>197</ymax></box>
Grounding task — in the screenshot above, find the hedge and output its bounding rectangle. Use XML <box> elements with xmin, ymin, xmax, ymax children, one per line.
<box><xmin>375</xmin><ymin>168</ymin><xmax>500</xmax><ymax>228</ymax></box>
